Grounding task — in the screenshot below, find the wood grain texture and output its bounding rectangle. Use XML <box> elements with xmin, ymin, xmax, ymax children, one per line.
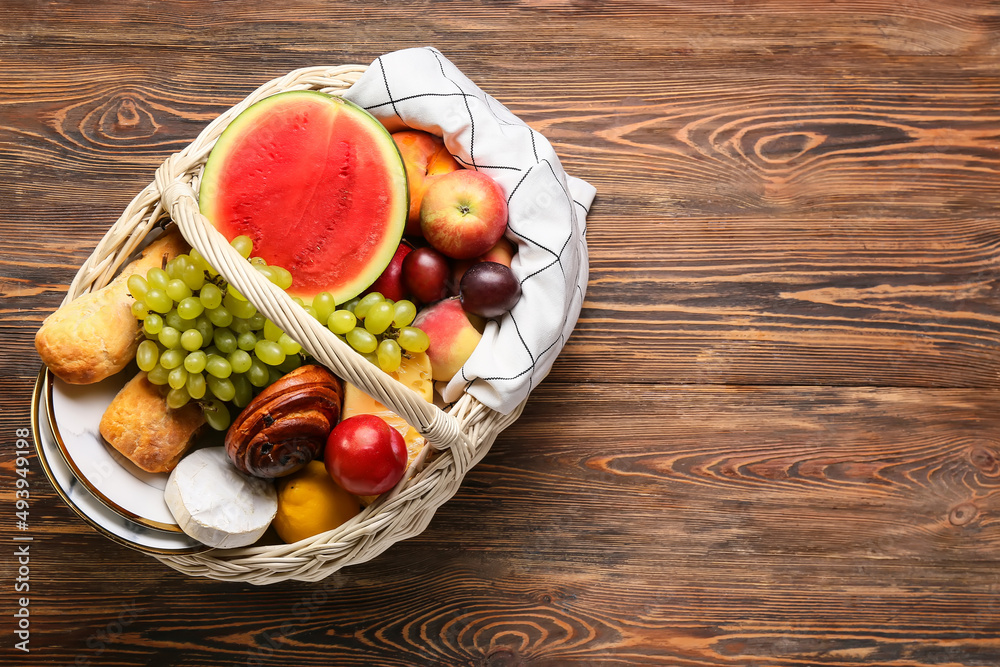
<box><xmin>3</xmin><ymin>1</ymin><xmax>1000</xmax><ymax>665</ymax></box>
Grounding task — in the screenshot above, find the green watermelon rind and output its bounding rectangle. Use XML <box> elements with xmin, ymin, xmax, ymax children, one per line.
<box><xmin>198</xmin><ymin>90</ymin><xmax>408</xmax><ymax>305</ymax></box>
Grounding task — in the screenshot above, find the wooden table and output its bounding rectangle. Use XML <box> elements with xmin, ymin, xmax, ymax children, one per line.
<box><xmin>3</xmin><ymin>2</ymin><xmax>1000</xmax><ymax>665</ymax></box>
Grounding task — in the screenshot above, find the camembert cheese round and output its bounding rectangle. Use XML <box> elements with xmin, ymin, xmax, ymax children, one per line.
<box><xmin>164</xmin><ymin>447</ymin><xmax>277</xmax><ymax>548</ymax></box>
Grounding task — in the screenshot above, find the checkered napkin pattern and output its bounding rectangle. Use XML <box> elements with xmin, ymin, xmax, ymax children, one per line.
<box><xmin>342</xmin><ymin>47</ymin><xmax>596</xmax><ymax>415</ymax></box>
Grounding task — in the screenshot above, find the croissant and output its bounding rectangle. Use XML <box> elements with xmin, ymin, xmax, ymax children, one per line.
<box><xmin>225</xmin><ymin>364</ymin><xmax>343</xmax><ymax>478</ymax></box>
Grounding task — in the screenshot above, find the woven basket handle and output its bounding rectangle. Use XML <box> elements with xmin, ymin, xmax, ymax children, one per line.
<box><xmin>157</xmin><ymin>167</ymin><xmax>471</xmax><ymax>457</ymax></box>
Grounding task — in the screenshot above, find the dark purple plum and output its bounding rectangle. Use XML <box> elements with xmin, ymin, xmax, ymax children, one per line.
<box><xmin>459</xmin><ymin>261</ymin><xmax>521</xmax><ymax>318</ymax></box>
<box><xmin>402</xmin><ymin>246</ymin><xmax>452</xmax><ymax>304</ymax></box>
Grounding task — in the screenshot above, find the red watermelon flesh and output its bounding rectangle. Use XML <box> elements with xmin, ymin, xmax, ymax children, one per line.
<box><xmin>199</xmin><ymin>91</ymin><xmax>408</xmax><ymax>305</ymax></box>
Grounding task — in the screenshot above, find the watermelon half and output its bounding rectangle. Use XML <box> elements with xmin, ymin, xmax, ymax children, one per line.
<box><xmin>199</xmin><ymin>91</ymin><xmax>408</xmax><ymax>305</ymax></box>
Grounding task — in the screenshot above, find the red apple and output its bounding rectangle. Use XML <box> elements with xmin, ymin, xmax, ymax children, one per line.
<box><xmin>365</xmin><ymin>242</ymin><xmax>412</xmax><ymax>302</ymax></box>
<box><xmin>419</xmin><ymin>170</ymin><xmax>508</xmax><ymax>260</ymax></box>
<box><xmin>325</xmin><ymin>415</ymin><xmax>407</xmax><ymax>496</ymax></box>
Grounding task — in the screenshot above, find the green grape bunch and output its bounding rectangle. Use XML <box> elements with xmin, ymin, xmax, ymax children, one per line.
<box><xmin>128</xmin><ymin>234</ymin><xmax>432</xmax><ymax>431</ymax></box>
<box><xmin>310</xmin><ymin>290</ymin><xmax>429</xmax><ymax>373</ymax></box>
<box><xmin>128</xmin><ymin>235</ymin><xmax>300</xmax><ymax>431</ymax></box>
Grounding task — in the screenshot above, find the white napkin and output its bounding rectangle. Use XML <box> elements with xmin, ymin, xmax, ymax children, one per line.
<box><xmin>342</xmin><ymin>47</ymin><xmax>596</xmax><ymax>415</ymax></box>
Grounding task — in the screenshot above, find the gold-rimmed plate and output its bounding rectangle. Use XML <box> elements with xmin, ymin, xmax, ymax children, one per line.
<box><xmin>31</xmin><ymin>367</ymin><xmax>210</xmax><ymax>555</ymax></box>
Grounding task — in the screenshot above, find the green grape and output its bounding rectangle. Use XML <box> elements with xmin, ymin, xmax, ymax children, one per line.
<box><xmin>327</xmin><ymin>310</ymin><xmax>357</xmax><ymax>335</ymax></box>
<box><xmin>202</xmin><ymin>398</ymin><xmax>231</xmax><ymax>431</ymax></box>
<box><xmin>190</xmin><ymin>249</ymin><xmax>217</xmax><ymax>277</ymax></box>
<box><xmin>277</xmin><ymin>353</ymin><xmax>302</xmax><ymax>374</ymax></box>
<box><xmin>224</xmin><ymin>292</ymin><xmax>256</xmax><ymax>319</ymax></box>
<box><xmin>364</xmin><ymin>302</ymin><xmax>394</xmax><ymax>335</ymax></box>
<box><xmin>166</xmin><ymin>387</ymin><xmax>191</xmax><ymax>410</ymax></box>
<box><xmin>177</xmin><ymin>296</ymin><xmax>204</xmax><ymax>320</ymax></box>
<box><xmin>199</xmin><ymin>283</ymin><xmax>223</xmax><ymax>310</ymax></box>
<box><xmin>254</xmin><ymin>265</ymin><xmax>276</xmax><ymax>283</ymax></box>
<box><xmin>254</xmin><ymin>340</ymin><xmax>285</xmax><ymax>366</ymax></box>
<box><xmin>231</xmin><ymin>235</ymin><xmax>253</xmax><ymax>259</ymax></box>
<box><xmin>168</xmin><ymin>366</ymin><xmax>188</xmax><ymax>390</ymax></box>
<box><xmin>291</xmin><ymin>296</ymin><xmax>305</xmax><ymax>307</ymax></box>
<box><xmin>136</xmin><ymin>340</ymin><xmax>160</xmax><ymax>372</ymax></box>
<box><xmin>146</xmin><ymin>267</ymin><xmax>169</xmax><ymax>290</ymax></box>
<box><xmin>207</xmin><ymin>375</ymin><xmax>236</xmax><ymax>402</ymax></box>
<box><xmin>361</xmin><ymin>351</ymin><xmax>379</xmax><ymax>366</ymax></box>
<box><xmin>165</xmin><ymin>279</ymin><xmax>192</xmax><ymax>302</ymax></box>
<box><xmin>131</xmin><ymin>300</ymin><xmax>149</xmax><ymax>320</ymax></box>
<box><xmin>181</xmin><ymin>262</ymin><xmax>206</xmax><ymax>291</ymax></box>
<box><xmin>237</xmin><ymin>331</ymin><xmax>257</xmax><ymax>351</ymax></box>
<box><xmin>249</xmin><ymin>256</ymin><xmax>267</xmax><ymax>268</ymax></box>
<box><xmin>213</xmin><ymin>328</ymin><xmax>238</xmax><ymax>354</ymax></box>
<box><xmin>246</xmin><ymin>359</ymin><xmax>270</xmax><ymax>387</ymax></box>
<box><xmin>312</xmin><ymin>292</ymin><xmax>336</xmax><ymax>323</ymax></box>
<box><xmin>228</xmin><ymin>349</ymin><xmax>253</xmax><ymax>374</ymax></box>
<box><xmin>397</xmin><ymin>326</ymin><xmax>430</xmax><ymax>353</ymax></box>
<box><xmin>247</xmin><ymin>312</ymin><xmax>266</xmax><ymax>331</ymax></box>
<box><xmin>267</xmin><ymin>367</ymin><xmax>283</xmax><ymax>386</ymax></box>
<box><xmin>127</xmin><ymin>274</ymin><xmax>149</xmax><ymax>301</ymax></box>
<box><xmin>340</xmin><ymin>296</ymin><xmax>360</xmax><ymax>313</ymax></box>
<box><xmin>187</xmin><ymin>251</ymin><xmax>206</xmax><ymax>272</ymax></box>
<box><xmin>143</xmin><ymin>313</ymin><xmax>164</xmax><ymax>336</ymax></box>
<box><xmin>165</xmin><ymin>256</ymin><xmax>185</xmax><ymax>280</ymax></box>
<box><xmin>269</xmin><ymin>266</ymin><xmax>293</xmax><ymax>290</ymax></box>
<box><xmin>392</xmin><ymin>300</ymin><xmax>417</xmax><ymax>328</ymax></box>
<box><xmin>354</xmin><ymin>292</ymin><xmax>384</xmax><ymax>319</ymax></box>
<box><xmin>231</xmin><ymin>373</ymin><xmax>252</xmax><ymax>408</ymax></box>
<box><xmin>144</xmin><ymin>288</ymin><xmax>173</xmax><ymax>314</ymax></box>
<box><xmin>377</xmin><ymin>338</ymin><xmax>402</xmax><ymax>373</ymax></box>
<box><xmin>228</xmin><ymin>286</ymin><xmax>248</xmax><ymax>302</ymax></box>
<box><xmin>263</xmin><ymin>319</ymin><xmax>283</xmax><ymax>342</ymax></box>
<box><xmin>346</xmin><ymin>328</ymin><xmax>377</xmax><ymax>354</ymax></box>
<box><xmin>164</xmin><ymin>310</ymin><xmax>184</xmax><ymax>331</ymax></box>
<box><xmin>158</xmin><ymin>326</ymin><xmax>181</xmax><ymax>349</ymax></box>
<box><xmin>183</xmin><ymin>350</ymin><xmax>207</xmax><ymax>374</ymax></box>
<box><xmin>303</xmin><ymin>306</ymin><xmax>318</xmax><ymax>320</ymax></box>
<box><xmin>146</xmin><ymin>364</ymin><xmax>169</xmax><ymax>386</ymax></box>
<box><xmin>186</xmin><ymin>371</ymin><xmax>206</xmax><ymax>400</ymax></box>
<box><xmin>203</xmin><ymin>345</ymin><xmax>221</xmax><ymax>359</ymax></box>
<box><xmin>205</xmin><ymin>354</ymin><xmax>233</xmax><ymax>379</ymax></box>
<box><xmin>159</xmin><ymin>348</ymin><xmax>185</xmax><ymax>370</ymax></box>
<box><xmin>180</xmin><ymin>329</ymin><xmax>203</xmax><ymax>352</ymax></box>
<box><xmin>230</xmin><ymin>316</ymin><xmax>251</xmax><ymax>335</ymax></box>
<box><xmin>206</xmin><ymin>305</ymin><xmax>233</xmax><ymax>328</ymax></box>
<box><xmin>193</xmin><ymin>316</ymin><xmax>214</xmax><ymax>345</ymax></box>
<box><xmin>278</xmin><ymin>333</ymin><xmax>301</xmax><ymax>355</ymax></box>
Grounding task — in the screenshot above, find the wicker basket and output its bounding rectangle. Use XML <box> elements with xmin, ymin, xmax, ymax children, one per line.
<box><xmin>57</xmin><ymin>64</ymin><xmax>573</xmax><ymax>584</ymax></box>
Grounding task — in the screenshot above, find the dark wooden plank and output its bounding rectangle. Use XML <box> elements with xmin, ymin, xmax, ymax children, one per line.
<box><xmin>5</xmin><ymin>382</ymin><xmax>1000</xmax><ymax>665</ymax></box>
<box><xmin>3</xmin><ymin>2</ymin><xmax>1000</xmax><ymax>665</ymax></box>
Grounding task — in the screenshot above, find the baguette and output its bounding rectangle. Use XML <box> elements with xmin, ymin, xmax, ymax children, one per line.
<box><xmin>35</xmin><ymin>228</ymin><xmax>188</xmax><ymax>384</ymax></box>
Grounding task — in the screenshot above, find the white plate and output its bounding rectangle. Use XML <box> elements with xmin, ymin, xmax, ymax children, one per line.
<box><xmin>31</xmin><ymin>368</ymin><xmax>209</xmax><ymax>555</ymax></box>
<box><xmin>45</xmin><ymin>368</ymin><xmax>189</xmax><ymax>532</ymax></box>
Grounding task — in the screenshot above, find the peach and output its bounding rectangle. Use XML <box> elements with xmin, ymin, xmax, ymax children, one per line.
<box><xmin>412</xmin><ymin>297</ymin><xmax>484</xmax><ymax>382</ymax></box>
<box><xmin>420</xmin><ymin>170</ymin><xmax>508</xmax><ymax>260</ymax></box>
<box><xmin>391</xmin><ymin>130</ymin><xmax>462</xmax><ymax>236</ymax></box>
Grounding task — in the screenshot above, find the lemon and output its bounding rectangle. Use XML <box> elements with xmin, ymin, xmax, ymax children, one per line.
<box><xmin>272</xmin><ymin>460</ymin><xmax>361</xmax><ymax>543</ymax></box>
